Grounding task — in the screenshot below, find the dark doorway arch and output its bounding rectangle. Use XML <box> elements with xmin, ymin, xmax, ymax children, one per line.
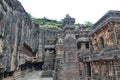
<box><xmin>99</xmin><ymin>37</ymin><xmax>104</xmax><ymax>49</ymax></box>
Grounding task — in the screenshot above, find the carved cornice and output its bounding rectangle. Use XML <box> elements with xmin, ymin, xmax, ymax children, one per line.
<box><xmin>89</xmin><ymin>45</ymin><xmax>120</xmax><ymax>61</ymax></box>
<box><xmin>90</xmin><ymin>10</ymin><xmax>120</xmax><ymax>35</ymax></box>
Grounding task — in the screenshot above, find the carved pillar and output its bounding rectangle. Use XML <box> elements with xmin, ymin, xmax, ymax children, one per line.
<box><xmin>55</xmin><ymin>34</ymin><xmax>64</xmax><ymax>80</ymax></box>
<box><xmin>84</xmin><ymin>62</ymin><xmax>89</xmax><ymax>80</ymax></box>
<box><xmin>91</xmin><ymin>62</ymin><xmax>95</xmax><ymax>80</ymax></box>
<box><xmin>89</xmin><ymin>36</ymin><xmax>93</xmax><ymax>51</ymax></box>
<box><xmin>55</xmin><ymin>59</ymin><xmax>64</xmax><ymax>80</ymax></box>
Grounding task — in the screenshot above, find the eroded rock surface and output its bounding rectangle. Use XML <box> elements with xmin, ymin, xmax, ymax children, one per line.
<box><xmin>0</xmin><ymin>0</ymin><xmax>43</xmax><ymax>73</ymax></box>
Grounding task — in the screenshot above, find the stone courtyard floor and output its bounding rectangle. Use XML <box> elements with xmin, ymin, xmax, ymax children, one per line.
<box><xmin>3</xmin><ymin>71</ymin><xmax>53</xmax><ymax>80</ymax></box>
<box><xmin>18</xmin><ymin>71</ymin><xmax>53</xmax><ymax>80</ymax></box>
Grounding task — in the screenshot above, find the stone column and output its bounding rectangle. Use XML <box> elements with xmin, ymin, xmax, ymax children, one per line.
<box><xmin>90</xmin><ymin>62</ymin><xmax>95</xmax><ymax>80</ymax></box>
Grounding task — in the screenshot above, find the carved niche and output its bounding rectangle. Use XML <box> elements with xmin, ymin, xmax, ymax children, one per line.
<box><xmin>68</xmin><ymin>51</ymin><xmax>75</xmax><ymax>61</ymax></box>
<box><xmin>91</xmin><ymin>33</ymin><xmax>98</xmax><ymax>52</ymax></box>
<box><xmin>92</xmin><ymin>38</ymin><xmax>98</xmax><ymax>52</ymax></box>
<box><xmin>108</xmin><ymin>22</ymin><xmax>115</xmax><ymax>44</ymax></box>
<box><xmin>104</xmin><ymin>30</ymin><xmax>113</xmax><ymax>46</ymax></box>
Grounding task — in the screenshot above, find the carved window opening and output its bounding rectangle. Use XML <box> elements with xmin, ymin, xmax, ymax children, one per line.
<box><xmin>86</xmin><ymin>42</ymin><xmax>89</xmax><ymax>49</ymax></box>
<box><xmin>99</xmin><ymin>37</ymin><xmax>104</xmax><ymax>49</ymax></box>
<box><xmin>0</xmin><ymin>35</ymin><xmax>3</xmax><ymax>54</ymax></box>
<box><xmin>86</xmin><ymin>62</ymin><xmax>91</xmax><ymax>77</ymax></box>
<box><xmin>90</xmin><ymin>41</ymin><xmax>93</xmax><ymax>51</ymax></box>
<box><xmin>77</xmin><ymin>43</ymin><xmax>81</xmax><ymax>50</ymax></box>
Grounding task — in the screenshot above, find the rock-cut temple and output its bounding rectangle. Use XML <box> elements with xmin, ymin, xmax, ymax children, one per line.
<box><xmin>0</xmin><ymin>0</ymin><xmax>120</xmax><ymax>80</ymax></box>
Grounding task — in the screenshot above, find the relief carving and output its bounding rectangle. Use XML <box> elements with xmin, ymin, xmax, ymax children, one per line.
<box><xmin>105</xmin><ymin>30</ymin><xmax>113</xmax><ymax>46</ymax></box>
<box><xmin>109</xmin><ymin>32</ymin><xmax>115</xmax><ymax>44</ymax></box>
<box><xmin>108</xmin><ymin>22</ymin><xmax>114</xmax><ymax>32</ymax></box>
<box><xmin>108</xmin><ymin>22</ymin><xmax>116</xmax><ymax>44</ymax></box>
<box><xmin>115</xmin><ymin>25</ymin><xmax>120</xmax><ymax>44</ymax></box>
<box><xmin>69</xmin><ymin>51</ymin><xmax>75</xmax><ymax>61</ymax></box>
<box><xmin>92</xmin><ymin>39</ymin><xmax>98</xmax><ymax>52</ymax></box>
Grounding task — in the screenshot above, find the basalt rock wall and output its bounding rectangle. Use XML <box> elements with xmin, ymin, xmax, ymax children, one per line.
<box><xmin>0</xmin><ymin>0</ymin><xmax>43</xmax><ymax>72</ymax></box>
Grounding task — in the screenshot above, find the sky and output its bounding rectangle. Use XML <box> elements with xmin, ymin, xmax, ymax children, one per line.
<box><xmin>18</xmin><ymin>0</ymin><xmax>120</xmax><ymax>23</ymax></box>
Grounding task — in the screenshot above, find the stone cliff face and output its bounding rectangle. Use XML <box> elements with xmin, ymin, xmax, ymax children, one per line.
<box><xmin>0</xmin><ymin>0</ymin><xmax>43</xmax><ymax>72</ymax></box>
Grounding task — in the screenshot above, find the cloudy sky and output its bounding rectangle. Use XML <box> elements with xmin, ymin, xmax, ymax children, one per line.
<box><xmin>18</xmin><ymin>0</ymin><xmax>120</xmax><ymax>23</ymax></box>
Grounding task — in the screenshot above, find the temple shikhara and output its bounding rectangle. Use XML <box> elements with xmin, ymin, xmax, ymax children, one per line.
<box><xmin>0</xmin><ymin>0</ymin><xmax>120</xmax><ymax>80</ymax></box>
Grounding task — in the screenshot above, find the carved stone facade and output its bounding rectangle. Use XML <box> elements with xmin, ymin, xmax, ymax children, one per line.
<box><xmin>89</xmin><ymin>10</ymin><xmax>120</xmax><ymax>80</ymax></box>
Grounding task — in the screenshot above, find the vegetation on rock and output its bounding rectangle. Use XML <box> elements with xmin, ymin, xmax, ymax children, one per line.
<box><xmin>28</xmin><ymin>13</ymin><xmax>93</xmax><ymax>29</ymax></box>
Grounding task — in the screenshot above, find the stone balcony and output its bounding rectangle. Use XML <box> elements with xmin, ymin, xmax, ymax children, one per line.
<box><xmin>89</xmin><ymin>45</ymin><xmax>120</xmax><ymax>61</ymax></box>
<box><xmin>79</xmin><ymin>49</ymin><xmax>89</xmax><ymax>54</ymax></box>
<box><xmin>90</xmin><ymin>53</ymin><xmax>102</xmax><ymax>61</ymax></box>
